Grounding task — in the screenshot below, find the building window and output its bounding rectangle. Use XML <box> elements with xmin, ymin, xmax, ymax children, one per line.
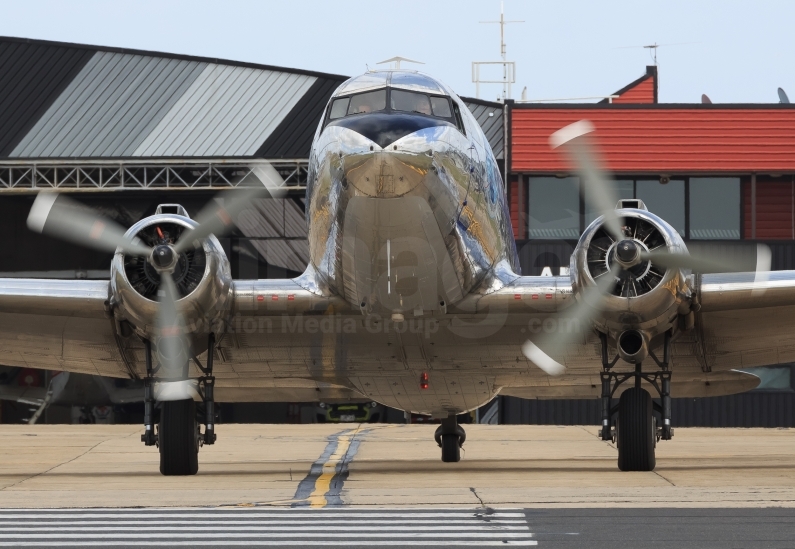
<box><xmin>520</xmin><ymin>175</ymin><xmax>747</xmax><ymax>241</ymax></box>
<box><xmin>690</xmin><ymin>178</ymin><xmax>740</xmax><ymax>239</ymax></box>
<box><xmin>584</xmin><ymin>180</ymin><xmax>634</xmax><ymax>228</ymax></box>
<box><xmin>636</xmin><ymin>179</ymin><xmax>685</xmax><ymax>236</ymax></box>
<box><xmin>528</xmin><ymin>177</ymin><xmax>579</xmax><ymax>239</ymax></box>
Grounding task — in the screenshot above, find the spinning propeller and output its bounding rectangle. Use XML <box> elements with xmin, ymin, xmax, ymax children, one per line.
<box><xmin>27</xmin><ymin>184</ymin><xmax>275</xmax><ymax>394</ymax></box>
<box><xmin>524</xmin><ymin>120</ymin><xmax>771</xmax><ymax>376</ymax></box>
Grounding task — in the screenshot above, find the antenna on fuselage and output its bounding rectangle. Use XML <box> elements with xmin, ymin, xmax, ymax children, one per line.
<box><xmin>473</xmin><ymin>1</ymin><xmax>524</xmax><ymax>101</ymax></box>
<box><xmin>376</xmin><ymin>56</ymin><xmax>424</xmax><ymax>70</ymax></box>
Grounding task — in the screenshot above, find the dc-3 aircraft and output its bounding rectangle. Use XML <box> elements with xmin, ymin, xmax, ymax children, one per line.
<box><xmin>3</xmin><ymin>70</ymin><xmax>789</xmax><ymax>475</ymax></box>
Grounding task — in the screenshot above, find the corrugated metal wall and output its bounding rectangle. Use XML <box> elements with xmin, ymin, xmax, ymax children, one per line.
<box><xmin>463</xmin><ymin>99</ymin><xmax>504</xmax><ymax>159</ymax></box>
<box><xmin>0</xmin><ymin>37</ymin><xmax>348</xmax><ymax>160</ymax></box>
<box><xmin>132</xmin><ymin>64</ymin><xmax>316</xmax><ymax>157</ymax></box>
<box><xmin>0</xmin><ymin>40</ymin><xmax>94</xmax><ymax>156</ymax></box>
<box><xmin>611</xmin><ymin>76</ymin><xmax>655</xmax><ymax>104</ymax></box>
<box><xmin>743</xmin><ymin>178</ymin><xmax>795</xmax><ymax>239</ymax></box>
<box><xmin>12</xmin><ymin>52</ymin><xmax>207</xmax><ymax>157</ymax></box>
<box><xmin>511</xmin><ymin>106</ymin><xmax>795</xmax><ymax>173</ymax></box>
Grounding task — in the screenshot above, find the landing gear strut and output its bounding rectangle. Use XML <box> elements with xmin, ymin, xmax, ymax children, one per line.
<box><xmin>141</xmin><ymin>334</ymin><xmax>218</xmax><ymax>475</ymax></box>
<box><xmin>196</xmin><ymin>333</ymin><xmax>217</xmax><ymax>446</ymax></box>
<box><xmin>435</xmin><ymin>414</ymin><xmax>466</xmax><ymax>463</ymax></box>
<box><xmin>598</xmin><ymin>331</ymin><xmax>673</xmax><ymax>471</ymax></box>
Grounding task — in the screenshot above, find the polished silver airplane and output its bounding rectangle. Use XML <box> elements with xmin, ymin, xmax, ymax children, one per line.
<box><xmin>2</xmin><ymin>70</ymin><xmax>791</xmax><ymax>475</ymax></box>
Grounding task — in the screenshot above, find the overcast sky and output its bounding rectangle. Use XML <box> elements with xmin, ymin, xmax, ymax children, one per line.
<box><xmin>2</xmin><ymin>0</ymin><xmax>793</xmax><ymax>104</ymax></box>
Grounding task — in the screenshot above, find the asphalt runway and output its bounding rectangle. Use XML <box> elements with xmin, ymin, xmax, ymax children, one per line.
<box><xmin>2</xmin><ymin>424</ymin><xmax>795</xmax><ymax>547</ymax></box>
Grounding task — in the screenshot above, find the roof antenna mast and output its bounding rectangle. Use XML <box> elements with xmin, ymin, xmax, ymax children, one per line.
<box><xmin>644</xmin><ymin>42</ymin><xmax>659</xmax><ymax>66</ymax></box>
<box><xmin>474</xmin><ymin>1</ymin><xmax>524</xmax><ymax>100</ymax></box>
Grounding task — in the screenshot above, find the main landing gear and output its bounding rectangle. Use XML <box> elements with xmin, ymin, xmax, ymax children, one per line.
<box><xmin>141</xmin><ymin>334</ymin><xmax>218</xmax><ymax>476</ymax></box>
<box><xmin>435</xmin><ymin>414</ymin><xmax>466</xmax><ymax>462</ymax></box>
<box><xmin>599</xmin><ymin>331</ymin><xmax>673</xmax><ymax>472</ymax></box>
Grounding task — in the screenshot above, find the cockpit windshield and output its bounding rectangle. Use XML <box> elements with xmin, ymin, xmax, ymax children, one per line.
<box><xmin>329</xmin><ymin>89</ymin><xmax>387</xmax><ymax>119</ymax></box>
<box><xmin>391</xmin><ymin>89</ymin><xmax>432</xmax><ymax>115</ymax></box>
<box><xmin>326</xmin><ymin>88</ymin><xmax>462</xmax><ymax>132</ymax></box>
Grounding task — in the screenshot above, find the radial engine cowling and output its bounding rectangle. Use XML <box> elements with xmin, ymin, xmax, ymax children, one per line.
<box><xmin>570</xmin><ymin>207</ymin><xmax>692</xmax><ymax>344</ymax></box>
<box><xmin>110</xmin><ymin>213</ymin><xmax>233</xmax><ymax>353</ymax></box>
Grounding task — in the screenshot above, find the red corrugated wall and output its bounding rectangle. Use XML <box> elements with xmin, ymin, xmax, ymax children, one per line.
<box><xmin>612</xmin><ymin>77</ymin><xmax>655</xmax><ymax>104</ymax></box>
<box><xmin>509</xmin><ymin>179</ymin><xmax>520</xmax><ymax>237</ymax></box>
<box><xmin>511</xmin><ymin>107</ymin><xmax>795</xmax><ymax>173</ymax></box>
<box><xmin>743</xmin><ymin>179</ymin><xmax>795</xmax><ymax>239</ymax></box>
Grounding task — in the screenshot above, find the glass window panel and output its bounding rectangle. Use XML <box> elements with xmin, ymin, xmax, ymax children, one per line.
<box><xmin>690</xmin><ymin>178</ymin><xmax>740</xmax><ymax>239</ymax></box>
<box><xmin>430</xmin><ymin>97</ymin><xmax>452</xmax><ymax>118</ymax></box>
<box><xmin>329</xmin><ymin>98</ymin><xmax>350</xmax><ymax>119</ymax></box>
<box><xmin>636</xmin><ymin>179</ymin><xmax>685</xmax><ymax>236</ymax></box>
<box><xmin>528</xmin><ymin>177</ymin><xmax>580</xmax><ymax>239</ymax></box>
<box><xmin>584</xmin><ymin>180</ymin><xmax>634</xmax><ymax>227</ymax></box>
<box><xmin>347</xmin><ymin>89</ymin><xmax>386</xmax><ymax>115</ymax></box>
<box><xmin>391</xmin><ymin>89</ymin><xmax>432</xmax><ymax>115</ymax></box>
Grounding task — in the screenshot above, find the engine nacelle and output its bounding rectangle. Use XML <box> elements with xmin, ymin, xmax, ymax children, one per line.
<box><xmin>571</xmin><ymin>207</ymin><xmax>692</xmax><ymax>349</ymax></box>
<box><xmin>109</xmin><ymin>212</ymin><xmax>233</xmax><ymax>356</ymax></box>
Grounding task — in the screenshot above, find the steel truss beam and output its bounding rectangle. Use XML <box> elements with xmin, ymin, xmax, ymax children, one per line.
<box><xmin>0</xmin><ymin>159</ymin><xmax>308</xmax><ymax>192</ymax></box>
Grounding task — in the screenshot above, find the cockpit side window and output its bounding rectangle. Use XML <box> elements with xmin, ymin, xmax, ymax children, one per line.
<box><xmin>329</xmin><ymin>97</ymin><xmax>350</xmax><ymax>120</ymax></box>
<box><xmin>347</xmin><ymin>89</ymin><xmax>387</xmax><ymax>115</ymax></box>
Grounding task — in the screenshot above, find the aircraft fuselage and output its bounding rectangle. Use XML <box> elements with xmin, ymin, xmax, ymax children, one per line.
<box><xmin>305</xmin><ymin>71</ymin><xmax>519</xmax><ymax>314</ymax></box>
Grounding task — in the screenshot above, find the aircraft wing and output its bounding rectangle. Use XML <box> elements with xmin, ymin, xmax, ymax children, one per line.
<box><xmin>684</xmin><ymin>270</ymin><xmax>795</xmax><ymax>372</ymax></box>
<box><xmin>0</xmin><ymin>277</ymin><xmax>344</xmax><ymax>381</ymax></box>
<box><xmin>0</xmin><ymin>279</ymin><xmax>133</xmax><ymax>378</ymax></box>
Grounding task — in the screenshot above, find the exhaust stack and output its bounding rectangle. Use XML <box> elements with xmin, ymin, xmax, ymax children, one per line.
<box><xmin>618</xmin><ymin>330</ymin><xmax>649</xmax><ymax>364</ymax></box>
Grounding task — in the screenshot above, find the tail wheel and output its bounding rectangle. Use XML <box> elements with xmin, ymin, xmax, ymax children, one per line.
<box><xmin>159</xmin><ymin>399</ymin><xmax>199</xmax><ymax>476</ymax></box>
<box><xmin>617</xmin><ymin>387</ymin><xmax>656</xmax><ymax>471</ymax></box>
<box><xmin>440</xmin><ymin>434</ymin><xmax>461</xmax><ymax>463</ymax></box>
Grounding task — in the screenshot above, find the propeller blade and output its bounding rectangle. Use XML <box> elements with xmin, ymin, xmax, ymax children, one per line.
<box><xmin>27</xmin><ymin>193</ymin><xmax>151</xmax><ymax>256</ymax></box>
<box><xmin>173</xmin><ymin>186</ymin><xmax>271</xmax><ymax>254</ymax></box>
<box><xmin>640</xmin><ymin>250</ymin><xmax>732</xmax><ymax>273</ymax></box>
<box><xmin>521</xmin><ymin>340</ymin><xmax>566</xmax><ymax>376</ymax></box>
<box><xmin>549</xmin><ymin>120</ymin><xmax>624</xmax><ymax>242</ymax></box>
<box><xmin>155</xmin><ymin>271</ymin><xmax>189</xmax><ymax>380</ymax></box>
<box><xmin>523</xmin><ymin>263</ymin><xmax>620</xmax><ymax>376</ymax></box>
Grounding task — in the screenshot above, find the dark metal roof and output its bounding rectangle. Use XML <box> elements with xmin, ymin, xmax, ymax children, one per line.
<box><xmin>255</xmin><ymin>78</ymin><xmax>341</xmax><ymax>158</ymax></box>
<box><xmin>0</xmin><ymin>40</ymin><xmax>93</xmax><ymax>156</ymax></box>
<box><xmin>461</xmin><ymin>97</ymin><xmax>504</xmax><ymax>159</ymax></box>
<box><xmin>0</xmin><ymin>37</ymin><xmax>347</xmax><ymax>160</ymax></box>
<box><xmin>0</xmin><ymin>37</ymin><xmax>505</xmax><ymax>161</ymax></box>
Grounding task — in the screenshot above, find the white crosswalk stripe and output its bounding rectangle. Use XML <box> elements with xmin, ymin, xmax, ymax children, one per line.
<box><xmin>0</xmin><ymin>507</ymin><xmax>537</xmax><ymax>547</ymax></box>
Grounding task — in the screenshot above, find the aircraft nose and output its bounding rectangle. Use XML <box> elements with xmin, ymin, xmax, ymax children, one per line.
<box><xmin>328</xmin><ymin>113</ymin><xmax>452</xmax><ymax>149</ymax></box>
<box><xmin>342</xmin><ymin>148</ymin><xmax>430</xmax><ymax>197</ymax></box>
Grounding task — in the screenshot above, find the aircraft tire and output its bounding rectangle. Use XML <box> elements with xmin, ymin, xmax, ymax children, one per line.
<box><xmin>440</xmin><ymin>434</ymin><xmax>461</xmax><ymax>463</ymax></box>
<box><xmin>617</xmin><ymin>387</ymin><xmax>656</xmax><ymax>471</ymax></box>
<box><xmin>159</xmin><ymin>399</ymin><xmax>199</xmax><ymax>476</ymax></box>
